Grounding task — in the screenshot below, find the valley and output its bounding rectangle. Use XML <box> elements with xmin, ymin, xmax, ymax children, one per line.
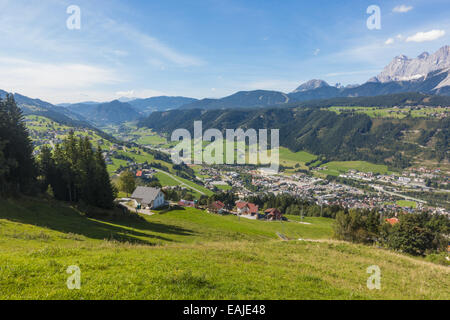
<box><xmin>1</xmin><ymin>36</ymin><xmax>449</xmax><ymax>303</ymax></box>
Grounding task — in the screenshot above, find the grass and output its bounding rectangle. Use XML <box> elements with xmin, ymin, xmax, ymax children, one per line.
<box><xmin>328</xmin><ymin>106</ymin><xmax>449</xmax><ymax>119</ymax></box>
<box><xmin>279</xmin><ymin>148</ymin><xmax>317</xmax><ymax>169</ymax></box>
<box><xmin>215</xmin><ymin>184</ymin><xmax>232</xmax><ymax>191</ymax></box>
<box><xmin>155</xmin><ymin>171</ymin><xmax>214</xmax><ymax>198</ymax></box>
<box><xmin>0</xmin><ymin>197</ymin><xmax>449</xmax><ymax>300</ymax></box>
<box><xmin>396</xmin><ymin>200</ymin><xmax>418</xmax><ymax>209</ymax></box>
<box><xmin>320</xmin><ymin>161</ymin><xmax>390</xmax><ymax>176</ymax></box>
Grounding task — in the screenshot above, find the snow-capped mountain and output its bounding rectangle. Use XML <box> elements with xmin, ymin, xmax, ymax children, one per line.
<box><xmin>372</xmin><ymin>45</ymin><xmax>450</xmax><ymax>83</ymax></box>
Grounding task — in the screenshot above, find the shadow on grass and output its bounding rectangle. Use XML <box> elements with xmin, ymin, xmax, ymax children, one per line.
<box><xmin>0</xmin><ymin>198</ymin><xmax>195</xmax><ymax>245</ymax></box>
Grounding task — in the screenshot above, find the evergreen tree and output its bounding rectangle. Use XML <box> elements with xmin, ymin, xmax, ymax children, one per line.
<box><xmin>0</xmin><ymin>95</ymin><xmax>36</xmax><ymax>195</ymax></box>
<box><xmin>93</xmin><ymin>147</ymin><xmax>116</xmax><ymax>208</ymax></box>
<box><xmin>37</xmin><ymin>134</ymin><xmax>116</xmax><ymax>209</ymax></box>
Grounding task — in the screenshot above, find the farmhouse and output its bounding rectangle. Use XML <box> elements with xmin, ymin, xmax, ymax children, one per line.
<box><xmin>178</xmin><ymin>199</ymin><xmax>196</xmax><ymax>208</ymax></box>
<box><xmin>209</xmin><ymin>201</ymin><xmax>226</xmax><ymax>214</ymax></box>
<box><xmin>236</xmin><ymin>201</ymin><xmax>259</xmax><ymax>216</ymax></box>
<box><xmin>131</xmin><ymin>186</ymin><xmax>165</xmax><ymax>209</ymax></box>
<box><xmin>265</xmin><ymin>208</ymin><xmax>283</xmax><ymax>221</ymax></box>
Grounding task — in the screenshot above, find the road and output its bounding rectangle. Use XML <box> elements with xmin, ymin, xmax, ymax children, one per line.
<box><xmin>118</xmin><ymin>201</ymin><xmax>155</xmax><ymax>216</ymax></box>
<box><xmin>372</xmin><ymin>185</ymin><xmax>427</xmax><ymax>204</ymax></box>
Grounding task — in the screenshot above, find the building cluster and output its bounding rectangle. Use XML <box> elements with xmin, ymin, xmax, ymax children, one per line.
<box><xmin>195</xmin><ymin>165</ymin><xmax>449</xmax><ymax>216</ymax></box>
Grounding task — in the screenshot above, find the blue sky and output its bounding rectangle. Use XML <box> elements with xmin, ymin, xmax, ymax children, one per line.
<box><xmin>0</xmin><ymin>0</ymin><xmax>449</xmax><ymax>103</ymax></box>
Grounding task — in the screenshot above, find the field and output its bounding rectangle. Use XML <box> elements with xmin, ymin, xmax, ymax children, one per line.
<box><xmin>155</xmin><ymin>171</ymin><xmax>214</xmax><ymax>198</ymax></box>
<box><xmin>320</xmin><ymin>161</ymin><xmax>390</xmax><ymax>176</ymax></box>
<box><xmin>0</xmin><ymin>197</ymin><xmax>448</xmax><ymax>300</ymax></box>
<box><xmin>396</xmin><ymin>200</ymin><xmax>418</xmax><ymax>209</ymax></box>
<box><xmin>101</xmin><ymin>123</ymin><xmax>168</xmax><ymax>147</ymax></box>
<box><xmin>328</xmin><ymin>106</ymin><xmax>449</xmax><ymax>119</ymax></box>
<box><xmin>279</xmin><ymin>147</ymin><xmax>317</xmax><ymax>169</ymax></box>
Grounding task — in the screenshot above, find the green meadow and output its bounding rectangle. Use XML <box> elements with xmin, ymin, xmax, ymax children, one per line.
<box><xmin>0</xmin><ymin>197</ymin><xmax>448</xmax><ymax>300</ymax></box>
<box><xmin>320</xmin><ymin>161</ymin><xmax>390</xmax><ymax>176</ymax></box>
<box><xmin>328</xmin><ymin>106</ymin><xmax>449</xmax><ymax>119</ymax></box>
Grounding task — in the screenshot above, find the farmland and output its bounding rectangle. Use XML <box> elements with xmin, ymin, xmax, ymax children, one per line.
<box><xmin>328</xmin><ymin>106</ymin><xmax>449</xmax><ymax>119</ymax></box>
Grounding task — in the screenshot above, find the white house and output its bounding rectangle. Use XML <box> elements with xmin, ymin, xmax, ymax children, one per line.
<box><xmin>131</xmin><ymin>187</ymin><xmax>165</xmax><ymax>209</ymax></box>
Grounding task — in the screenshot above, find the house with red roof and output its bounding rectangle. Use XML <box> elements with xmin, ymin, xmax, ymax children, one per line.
<box><xmin>178</xmin><ymin>199</ymin><xmax>196</xmax><ymax>208</ymax></box>
<box><xmin>209</xmin><ymin>201</ymin><xmax>226</xmax><ymax>214</ymax></box>
<box><xmin>385</xmin><ymin>217</ymin><xmax>400</xmax><ymax>226</ymax></box>
<box><xmin>236</xmin><ymin>201</ymin><xmax>259</xmax><ymax>216</ymax></box>
<box><xmin>264</xmin><ymin>208</ymin><xmax>283</xmax><ymax>221</ymax></box>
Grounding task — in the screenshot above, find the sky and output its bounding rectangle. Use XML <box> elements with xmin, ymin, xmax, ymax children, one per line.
<box><xmin>0</xmin><ymin>0</ymin><xmax>449</xmax><ymax>103</ymax></box>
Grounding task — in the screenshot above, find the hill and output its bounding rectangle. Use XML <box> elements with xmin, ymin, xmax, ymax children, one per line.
<box><xmin>0</xmin><ymin>197</ymin><xmax>448</xmax><ymax>299</ymax></box>
<box><xmin>180</xmin><ymin>90</ymin><xmax>290</xmax><ymax>110</ymax></box>
<box><xmin>67</xmin><ymin>100</ymin><xmax>142</xmax><ymax>125</ymax></box>
<box><xmin>128</xmin><ymin>96</ymin><xmax>198</xmax><ymax>114</ymax></box>
<box><xmin>289</xmin><ymin>92</ymin><xmax>450</xmax><ymax>108</ymax></box>
<box><xmin>138</xmin><ymin>107</ymin><xmax>449</xmax><ymax>168</ymax></box>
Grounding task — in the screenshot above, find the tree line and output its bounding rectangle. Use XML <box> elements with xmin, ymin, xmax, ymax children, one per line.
<box><xmin>0</xmin><ymin>95</ymin><xmax>116</xmax><ymax>209</ymax></box>
<box><xmin>0</xmin><ymin>95</ymin><xmax>36</xmax><ymax>195</ymax></box>
<box><xmin>334</xmin><ymin>209</ymin><xmax>449</xmax><ymax>256</ymax></box>
<box><xmin>38</xmin><ymin>132</ymin><xmax>116</xmax><ymax>209</ymax></box>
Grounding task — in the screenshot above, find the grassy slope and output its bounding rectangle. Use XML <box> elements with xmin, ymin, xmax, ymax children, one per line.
<box><xmin>0</xmin><ymin>198</ymin><xmax>448</xmax><ymax>300</ymax></box>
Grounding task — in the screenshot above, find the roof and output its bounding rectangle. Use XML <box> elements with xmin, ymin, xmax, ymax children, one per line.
<box><xmin>210</xmin><ymin>201</ymin><xmax>225</xmax><ymax>210</ymax></box>
<box><xmin>236</xmin><ymin>201</ymin><xmax>259</xmax><ymax>213</ymax></box>
<box><xmin>131</xmin><ymin>186</ymin><xmax>162</xmax><ymax>205</ymax></box>
<box><xmin>178</xmin><ymin>199</ymin><xmax>196</xmax><ymax>207</ymax></box>
<box><xmin>136</xmin><ymin>170</ymin><xmax>143</xmax><ymax>177</ymax></box>
<box><xmin>265</xmin><ymin>208</ymin><xmax>281</xmax><ymax>215</ymax></box>
<box><xmin>385</xmin><ymin>218</ymin><xmax>400</xmax><ymax>226</ymax></box>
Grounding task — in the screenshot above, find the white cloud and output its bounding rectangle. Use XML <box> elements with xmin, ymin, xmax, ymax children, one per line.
<box><xmin>0</xmin><ymin>57</ymin><xmax>123</xmax><ymax>103</ymax></box>
<box><xmin>313</xmin><ymin>48</ymin><xmax>320</xmax><ymax>56</ymax></box>
<box><xmin>116</xmin><ymin>90</ymin><xmax>135</xmax><ymax>97</ymax></box>
<box><xmin>385</xmin><ymin>38</ymin><xmax>395</xmax><ymax>45</ymax></box>
<box><xmin>0</xmin><ymin>57</ymin><xmax>121</xmax><ymax>89</ymax></box>
<box><xmin>104</xmin><ymin>19</ymin><xmax>204</xmax><ymax>67</ymax></box>
<box><xmin>406</xmin><ymin>29</ymin><xmax>446</xmax><ymax>42</ymax></box>
<box><xmin>393</xmin><ymin>5</ymin><xmax>413</xmax><ymax>13</ymax></box>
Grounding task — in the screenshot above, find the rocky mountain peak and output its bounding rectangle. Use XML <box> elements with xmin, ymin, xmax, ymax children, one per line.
<box><xmin>374</xmin><ymin>45</ymin><xmax>450</xmax><ymax>83</ymax></box>
<box><xmin>292</xmin><ymin>79</ymin><xmax>330</xmax><ymax>93</ymax></box>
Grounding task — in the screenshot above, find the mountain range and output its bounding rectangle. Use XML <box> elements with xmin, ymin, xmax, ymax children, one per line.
<box><xmin>1</xmin><ymin>45</ymin><xmax>449</xmax><ymax>125</ymax></box>
<box><xmin>179</xmin><ymin>45</ymin><xmax>450</xmax><ymax>110</ymax></box>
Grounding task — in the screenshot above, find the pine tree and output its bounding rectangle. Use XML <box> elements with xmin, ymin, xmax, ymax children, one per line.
<box><xmin>0</xmin><ymin>95</ymin><xmax>36</xmax><ymax>195</ymax></box>
<box><xmin>37</xmin><ymin>146</ymin><xmax>55</xmax><ymax>193</ymax></box>
<box><xmin>38</xmin><ymin>134</ymin><xmax>116</xmax><ymax>209</ymax></box>
<box><xmin>93</xmin><ymin>147</ymin><xmax>116</xmax><ymax>209</ymax></box>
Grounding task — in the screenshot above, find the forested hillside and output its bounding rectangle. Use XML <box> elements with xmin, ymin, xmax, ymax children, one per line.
<box><xmin>0</xmin><ymin>95</ymin><xmax>116</xmax><ymax>208</ymax></box>
<box><xmin>139</xmin><ymin>108</ymin><xmax>449</xmax><ymax>168</ymax></box>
